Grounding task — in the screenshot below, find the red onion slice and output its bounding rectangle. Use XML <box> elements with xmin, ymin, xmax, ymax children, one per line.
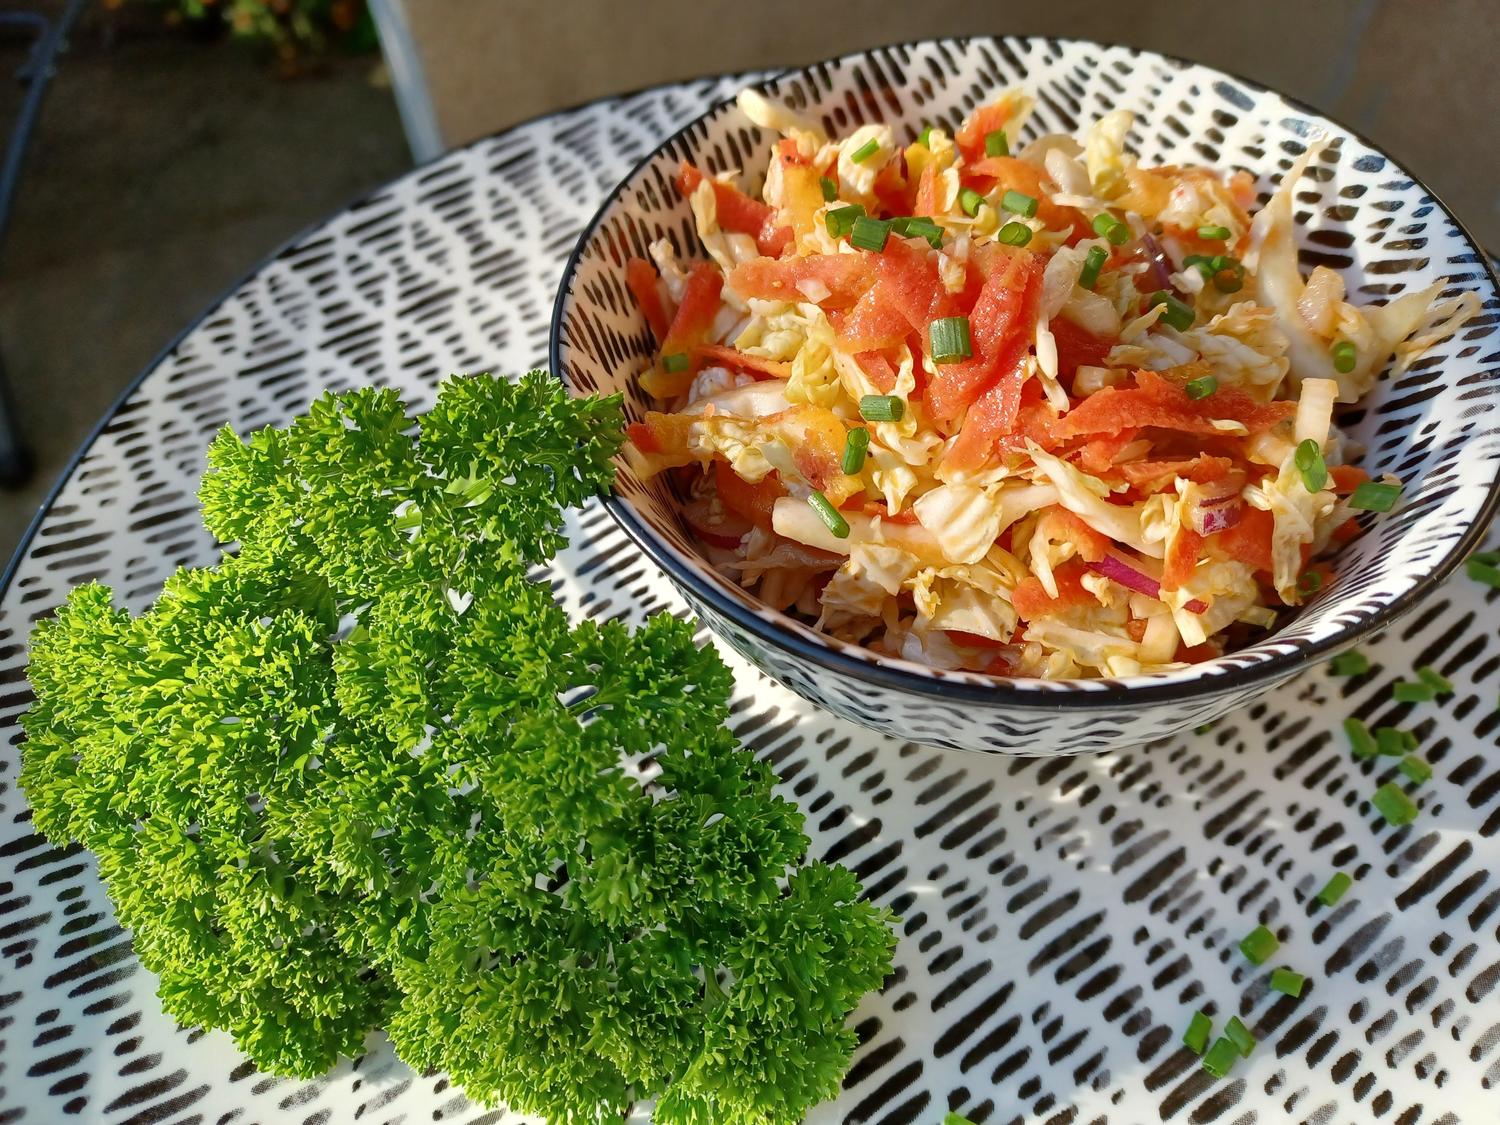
<box><xmin>1089</xmin><ymin>552</ymin><xmax>1209</xmax><ymax>615</ymax></box>
<box><xmin>1190</xmin><ymin>497</ymin><xmax>1244</xmax><ymax>536</ymax></box>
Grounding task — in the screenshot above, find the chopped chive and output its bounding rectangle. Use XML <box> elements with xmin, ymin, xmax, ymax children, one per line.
<box><xmin>1224</xmin><ymin>1016</ymin><xmax>1256</xmax><ymax>1057</ymax></box>
<box><xmin>1371</xmin><ymin>780</ymin><xmax>1418</xmax><ymax>826</ymax></box>
<box><xmin>661</xmin><ymin>352</ymin><xmax>690</xmax><ymax>374</ymax></box>
<box><xmin>850</xmin><ymin>138</ymin><xmax>880</xmax><ymax>164</ymax></box>
<box><xmin>1332</xmin><ymin>339</ymin><xmax>1357</xmax><ymax>374</ymax></box>
<box><xmin>1201</xmin><ymin>1036</ymin><xmax>1240</xmax><ymax>1078</ymax></box>
<box><xmin>959</xmin><ymin>187</ymin><xmax>986</xmax><ymax>217</ymax></box>
<box><xmin>1315</xmin><ymin>871</ymin><xmax>1353</xmax><ymax>907</ymax></box>
<box><xmin>826</xmin><ymin>203</ymin><xmax>865</xmax><ymax>239</ymax></box>
<box><xmin>1375</xmin><ymin>726</ymin><xmax>1409</xmax><ymax>757</ymax></box>
<box><xmin>1239</xmin><ymin>925</ymin><xmax>1279</xmax><ymax>966</ymax></box>
<box><xmin>1185</xmin><ymin>376</ymin><xmax>1218</xmax><ymax>401</ymax></box>
<box><xmin>929</xmin><ymin>316</ymin><xmax>973</xmax><ymax>364</ymax></box>
<box><xmin>1214</xmin><ymin>262</ymin><xmax>1245</xmax><ymax>293</ymax></box>
<box><xmin>1198</xmin><ymin>224</ymin><xmax>1232</xmax><ymax>240</ymax></box>
<box><xmin>1270</xmin><ymin>967</ymin><xmax>1306</xmax><ymax>998</ymax></box>
<box><xmin>1079</xmin><ymin>245</ymin><xmax>1108</xmax><ymax>290</ymax></box>
<box><xmin>1393</xmin><ymin>680</ymin><xmax>1436</xmax><ymax>703</ymax></box>
<box><xmin>1467</xmin><ymin>555</ymin><xmax>1500</xmax><ymax>588</ymax></box>
<box><xmin>820</xmin><ymin>175</ymin><xmax>838</xmax><ymax>202</ymax></box>
<box><xmin>918</xmin><ymin>125</ymin><xmax>934</xmax><ymax>147</ymax></box>
<box><xmin>1330</xmin><ymin>650</ymin><xmax>1369</xmax><ymax>676</ymax></box>
<box><xmin>860</xmin><ymin>395</ymin><xmax>905</xmax><ymax>423</ymax></box>
<box><xmin>1348</xmin><ymin>480</ymin><xmax>1402</xmax><ymax>512</ymax></box>
<box><xmin>1398</xmin><ymin>754</ymin><xmax>1433</xmax><ymax>785</ymax></box>
<box><xmin>942</xmin><ymin>1115</ymin><xmax>979</xmax><ymax>1125</ymax></box>
<box><xmin>1183</xmin><ymin>1010</ymin><xmax>1213</xmax><ymax>1055</ymax></box>
<box><xmin>1417</xmin><ymin>665</ymin><xmax>1454</xmax><ymax>696</ymax></box>
<box><xmin>1000</xmin><ymin>189</ymin><xmax>1038</xmax><ymax>218</ymax></box>
<box><xmin>841</xmin><ymin>427</ymin><xmax>870</xmax><ymax>474</ymax></box>
<box><xmin>984</xmin><ymin>128</ymin><xmax>1010</xmax><ymax>157</ymax></box>
<box><xmin>1295</xmin><ymin>438</ymin><xmax>1328</xmax><ymax>493</ymax></box>
<box><xmin>1344</xmin><ymin>717</ymin><xmax>1378</xmax><ymax>758</ymax></box>
<box><xmin>1149</xmin><ymin>290</ymin><xmax>1195</xmax><ymax>332</ymax></box>
<box><xmin>997</xmin><ymin>221</ymin><xmax>1033</xmax><ymax>247</ymax></box>
<box><xmin>1194</xmin><ymin>721</ymin><xmax>1216</xmax><ymax>735</ymax></box>
<box><xmin>1403</xmin><ymin>728</ymin><xmax>1418</xmax><ymax>751</ymax></box>
<box><xmin>1298</xmin><ymin>570</ymin><xmax>1323</xmax><ymax>597</ymax></box>
<box><xmin>807</xmin><ymin>492</ymin><xmax>850</xmax><ymax>539</ymax></box>
<box><xmin>849</xmin><ymin>215</ymin><xmax>893</xmax><ymax>252</ymax></box>
<box><xmin>1184</xmin><ymin>253</ymin><xmax>1216</xmax><ymax>277</ymax></box>
<box><xmin>1092</xmin><ymin>212</ymin><xmax>1130</xmax><ymax>245</ymax></box>
<box><xmin>895</xmin><ymin>216</ymin><xmax>944</xmax><ymax>248</ymax></box>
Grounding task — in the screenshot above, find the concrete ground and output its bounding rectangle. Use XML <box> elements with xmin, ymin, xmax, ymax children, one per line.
<box><xmin>0</xmin><ymin>11</ymin><xmax>410</xmax><ymax>564</ymax></box>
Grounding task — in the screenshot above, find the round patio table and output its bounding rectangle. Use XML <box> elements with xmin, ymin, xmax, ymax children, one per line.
<box><xmin>2</xmin><ymin>77</ymin><xmax>1499</xmax><ymax>1125</ymax></box>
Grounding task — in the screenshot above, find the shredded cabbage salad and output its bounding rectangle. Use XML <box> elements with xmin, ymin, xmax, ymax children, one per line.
<box><xmin>622</xmin><ymin>88</ymin><xmax>1479</xmax><ymax>679</ymax></box>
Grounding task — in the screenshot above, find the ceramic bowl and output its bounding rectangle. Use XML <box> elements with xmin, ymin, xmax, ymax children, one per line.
<box><xmin>552</xmin><ymin>37</ymin><xmax>1500</xmax><ymax>754</ymax></box>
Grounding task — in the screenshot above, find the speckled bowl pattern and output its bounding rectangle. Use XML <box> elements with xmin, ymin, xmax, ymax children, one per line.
<box><xmin>552</xmin><ymin>37</ymin><xmax>1500</xmax><ymax>754</ymax></box>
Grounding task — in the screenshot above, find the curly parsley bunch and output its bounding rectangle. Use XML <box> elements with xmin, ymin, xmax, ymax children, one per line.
<box><xmin>22</xmin><ymin>373</ymin><xmax>895</xmax><ymax>1123</ymax></box>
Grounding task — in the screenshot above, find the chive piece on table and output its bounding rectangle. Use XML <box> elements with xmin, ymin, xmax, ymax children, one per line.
<box><xmin>807</xmin><ymin>492</ymin><xmax>850</xmax><ymax>539</ymax></box>
<box><xmin>1224</xmin><ymin>1016</ymin><xmax>1256</xmax><ymax>1057</ymax></box>
<box><xmin>1468</xmin><ymin>554</ymin><xmax>1500</xmax><ymax>588</ymax></box>
<box><xmin>1092</xmin><ymin>212</ymin><xmax>1130</xmax><ymax>245</ymax></box>
<box><xmin>1416</xmin><ymin>665</ymin><xmax>1454</xmax><ymax>696</ymax></box>
<box><xmin>985</xmin><ymin>128</ymin><xmax>1009</xmax><ymax>157</ymax></box>
<box><xmin>1183</xmin><ymin>1010</ymin><xmax>1213</xmax><ymax>1055</ymax></box>
<box><xmin>850</xmin><ymin>137</ymin><xmax>880</xmax><ymax>164</ymax></box>
<box><xmin>1394</xmin><ymin>680</ymin><xmax>1436</xmax><ymax>704</ymax></box>
<box><xmin>960</xmin><ymin>187</ymin><xmax>986</xmax><ymax>217</ymax></box>
<box><xmin>1079</xmin><ymin>245</ymin><xmax>1108</xmax><ymax>290</ymax></box>
<box><xmin>849</xmin><ymin>215</ymin><xmax>893</xmax><ymax>252</ymax></box>
<box><xmin>1330</xmin><ymin>651</ymin><xmax>1369</xmax><ymax>677</ymax></box>
<box><xmin>1375</xmin><ymin>727</ymin><xmax>1410</xmax><ymax>757</ymax></box>
<box><xmin>1270</xmin><ymin>967</ymin><xmax>1307</xmax><ymax>998</ymax></box>
<box><xmin>1149</xmin><ymin>290</ymin><xmax>1195</xmax><ymax>331</ymax></box>
<box><xmin>929</xmin><ymin>316</ymin><xmax>973</xmax><ymax>364</ymax></box>
<box><xmin>1349</xmin><ymin>480</ymin><xmax>1401</xmax><ymax>512</ymax></box>
<box><xmin>841</xmin><ymin>428</ymin><xmax>870</xmax><ymax>475</ymax></box>
<box><xmin>1202</xmin><ymin>1036</ymin><xmax>1240</xmax><ymax>1079</ymax></box>
<box><xmin>1332</xmin><ymin>339</ymin><xmax>1357</xmax><ymax>374</ymax></box>
<box><xmin>997</xmin><ymin>221</ymin><xmax>1033</xmax><ymax>247</ymax></box>
<box><xmin>942</xmin><ymin>1114</ymin><xmax>979</xmax><ymax>1125</ymax></box>
<box><xmin>1316</xmin><ymin>871</ymin><xmax>1353</xmax><ymax>907</ymax></box>
<box><xmin>1398</xmin><ymin>754</ymin><xmax>1433</xmax><ymax>785</ymax></box>
<box><xmin>1239</xmin><ymin>925</ymin><xmax>1279</xmax><ymax>966</ymax></box>
<box><xmin>860</xmin><ymin>394</ymin><xmax>905</xmax><ymax>423</ymax></box>
<box><xmin>1001</xmin><ymin>189</ymin><xmax>1038</xmax><ymax>218</ymax></box>
<box><xmin>1343</xmin><ymin>717</ymin><xmax>1378</xmax><ymax>758</ymax></box>
<box><xmin>826</xmin><ymin>203</ymin><xmax>865</xmax><ymax>239</ymax></box>
<box><xmin>1198</xmin><ymin>224</ymin><xmax>1231</xmax><ymax>240</ymax></box>
<box><xmin>820</xmin><ymin>175</ymin><xmax>838</xmax><ymax>202</ymax></box>
<box><xmin>1371</xmin><ymin>780</ymin><xmax>1419</xmax><ymax>826</ymax></box>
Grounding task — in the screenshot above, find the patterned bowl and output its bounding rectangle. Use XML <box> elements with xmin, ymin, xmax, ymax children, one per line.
<box><xmin>551</xmin><ymin>37</ymin><xmax>1500</xmax><ymax>754</ymax></box>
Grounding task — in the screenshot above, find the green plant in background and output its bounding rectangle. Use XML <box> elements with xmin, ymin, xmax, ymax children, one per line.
<box><xmin>150</xmin><ymin>0</ymin><xmax>377</xmax><ymax>60</ymax></box>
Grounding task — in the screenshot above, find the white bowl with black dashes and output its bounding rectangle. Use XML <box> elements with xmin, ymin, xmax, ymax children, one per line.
<box><xmin>552</xmin><ymin>37</ymin><xmax>1500</xmax><ymax>754</ymax></box>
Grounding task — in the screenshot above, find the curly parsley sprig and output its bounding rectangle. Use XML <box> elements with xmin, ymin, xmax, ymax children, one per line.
<box><xmin>22</xmin><ymin>372</ymin><xmax>895</xmax><ymax>1123</ymax></box>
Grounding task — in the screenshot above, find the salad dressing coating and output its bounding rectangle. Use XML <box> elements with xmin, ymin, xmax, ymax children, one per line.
<box><xmin>625</xmin><ymin>90</ymin><xmax>1478</xmax><ymax>679</ymax></box>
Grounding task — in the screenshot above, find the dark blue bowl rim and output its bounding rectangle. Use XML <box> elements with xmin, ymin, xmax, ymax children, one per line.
<box><xmin>550</xmin><ymin>34</ymin><xmax>1500</xmax><ymax>712</ymax></box>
